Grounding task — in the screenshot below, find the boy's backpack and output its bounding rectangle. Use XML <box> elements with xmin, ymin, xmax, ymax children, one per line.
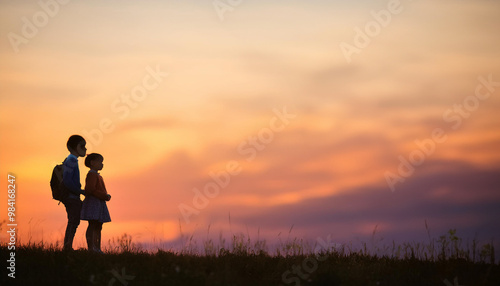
<box><xmin>50</xmin><ymin>160</ymin><xmax>68</xmax><ymax>203</ymax></box>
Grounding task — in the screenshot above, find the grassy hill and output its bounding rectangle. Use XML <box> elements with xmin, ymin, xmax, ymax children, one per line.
<box><xmin>1</xmin><ymin>230</ymin><xmax>498</xmax><ymax>286</ymax></box>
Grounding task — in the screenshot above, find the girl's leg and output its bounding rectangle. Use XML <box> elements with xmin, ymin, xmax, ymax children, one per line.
<box><xmin>93</xmin><ymin>222</ymin><xmax>103</xmax><ymax>252</ymax></box>
<box><xmin>85</xmin><ymin>221</ymin><xmax>94</xmax><ymax>251</ymax></box>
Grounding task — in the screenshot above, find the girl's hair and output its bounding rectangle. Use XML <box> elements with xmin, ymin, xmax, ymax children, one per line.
<box><xmin>85</xmin><ymin>153</ymin><xmax>104</xmax><ymax>168</ymax></box>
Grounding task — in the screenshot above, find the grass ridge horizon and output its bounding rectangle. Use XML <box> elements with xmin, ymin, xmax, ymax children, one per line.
<box><xmin>2</xmin><ymin>226</ymin><xmax>498</xmax><ymax>285</ymax></box>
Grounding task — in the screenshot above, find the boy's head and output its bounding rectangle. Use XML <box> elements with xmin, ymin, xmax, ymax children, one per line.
<box><xmin>85</xmin><ymin>153</ymin><xmax>104</xmax><ymax>170</ymax></box>
<box><xmin>67</xmin><ymin>135</ymin><xmax>87</xmax><ymax>157</ymax></box>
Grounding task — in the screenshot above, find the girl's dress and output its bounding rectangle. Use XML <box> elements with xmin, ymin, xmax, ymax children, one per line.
<box><xmin>81</xmin><ymin>170</ymin><xmax>111</xmax><ymax>223</ymax></box>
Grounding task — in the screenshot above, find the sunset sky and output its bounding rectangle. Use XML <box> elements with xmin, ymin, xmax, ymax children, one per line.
<box><xmin>1</xmin><ymin>0</ymin><xmax>500</xmax><ymax>252</ymax></box>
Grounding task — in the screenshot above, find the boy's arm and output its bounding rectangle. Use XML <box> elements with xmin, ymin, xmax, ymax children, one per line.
<box><xmin>62</xmin><ymin>158</ymin><xmax>84</xmax><ymax>196</ymax></box>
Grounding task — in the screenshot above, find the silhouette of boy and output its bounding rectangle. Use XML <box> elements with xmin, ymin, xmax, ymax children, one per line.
<box><xmin>62</xmin><ymin>135</ymin><xmax>87</xmax><ymax>251</ymax></box>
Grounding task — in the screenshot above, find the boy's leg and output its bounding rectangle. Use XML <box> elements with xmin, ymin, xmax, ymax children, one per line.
<box><xmin>63</xmin><ymin>199</ymin><xmax>82</xmax><ymax>251</ymax></box>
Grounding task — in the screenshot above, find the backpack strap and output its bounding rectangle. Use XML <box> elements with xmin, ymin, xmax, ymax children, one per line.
<box><xmin>58</xmin><ymin>158</ymin><xmax>67</xmax><ymax>205</ymax></box>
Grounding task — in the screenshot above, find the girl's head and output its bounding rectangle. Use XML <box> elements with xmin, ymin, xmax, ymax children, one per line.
<box><xmin>85</xmin><ymin>153</ymin><xmax>104</xmax><ymax>171</ymax></box>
